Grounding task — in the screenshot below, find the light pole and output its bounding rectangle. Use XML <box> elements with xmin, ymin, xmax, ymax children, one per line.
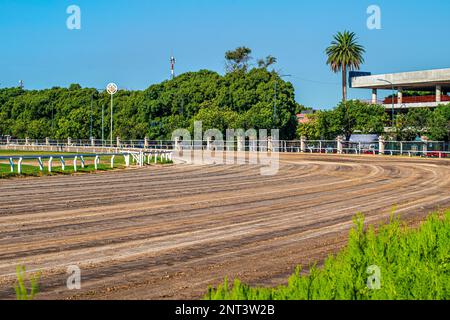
<box><xmin>106</xmin><ymin>83</ymin><xmax>118</xmax><ymax>147</ymax></box>
<box><xmin>110</xmin><ymin>93</ymin><xmax>113</xmax><ymax>146</ymax></box>
<box><xmin>51</xmin><ymin>105</ymin><xmax>54</xmax><ymax>138</ymax></box>
<box><xmin>90</xmin><ymin>93</ymin><xmax>94</xmax><ymax>140</ymax></box>
<box><xmin>101</xmin><ymin>104</ymin><xmax>104</xmax><ymax>146</ymax></box>
<box><xmin>377</xmin><ymin>79</ymin><xmax>395</xmax><ymax>127</ymax></box>
<box><xmin>274</xmin><ymin>74</ymin><xmax>292</xmax><ymax>125</ymax></box>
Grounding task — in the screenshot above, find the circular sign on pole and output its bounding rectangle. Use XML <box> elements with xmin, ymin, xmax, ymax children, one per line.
<box><xmin>106</xmin><ymin>82</ymin><xmax>118</xmax><ymax>147</ymax></box>
<box><xmin>106</xmin><ymin>83</ymin><xmax>118</xmax><ymax>95</ymax></box>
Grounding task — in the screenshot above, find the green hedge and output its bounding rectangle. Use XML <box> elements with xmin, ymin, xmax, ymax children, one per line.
<box><xmin>206</xmin><ymin>210</ymin><xmax>450</xmax><ymax>300</ymax></box>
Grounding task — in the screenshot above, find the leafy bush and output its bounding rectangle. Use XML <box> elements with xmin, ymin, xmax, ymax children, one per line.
<box><xmin>206</xmin><ymin>210</ymin><xmax>450</xmax><ymax>300</ymax></box>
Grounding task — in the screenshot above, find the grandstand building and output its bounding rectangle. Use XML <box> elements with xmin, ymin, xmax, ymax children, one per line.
<box><xmin>350</xmin><ymin>68</ymin><xmax>450</xmax><ymax>109</ymax></box>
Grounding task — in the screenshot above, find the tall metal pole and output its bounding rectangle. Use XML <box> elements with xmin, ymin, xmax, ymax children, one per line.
<box><xmin>274</xmin><ymin>81</ymin><xmax>277</xmax><ymax>123</ymax></box>
<box><xmin>106</xmin><ymin>83</ymin><xmax>118</xmax><ymax>147</ymax></box>
<box><xmin>110</xmin><ymin>94</ymin><xmax>113</xmax><ymax>147</ymax></box>
<box><xmin>391</xmin><ymin>84</ymin><xmax>395</xmax><ymax>127</ymax></box>
<box><xmin>90</xmin><ymin>94</ymin><xmax>93</xmax><ymax>139</ymax></box>
<box><xmin>377</xmin><ymin>79</ymin><xmax>395</xmax><ymax>127</ymax></box>
<box><xmin>101</xmin><ymin>104</ymin><xmax>104</xmax><ymax>146</ymax></box>
<box><xmin>51</xmin><ymin>105</ymin><xmax>54</xmax><ymax>138</ymax></box>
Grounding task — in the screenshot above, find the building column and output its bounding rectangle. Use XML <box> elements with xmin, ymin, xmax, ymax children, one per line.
<box><xmin>371</xmin><ymin>89</ymin><xmax>378</xmax><ymax>104</ymax></box>
<box><xmin>436</xmin><ymin>85</ymin><xmax>442</xmax><ymax>103</ymax></box>
<box><xmin>397</xmin><ymin>88</ymin><xmax>403</xmax><ymax>104</ymax></box>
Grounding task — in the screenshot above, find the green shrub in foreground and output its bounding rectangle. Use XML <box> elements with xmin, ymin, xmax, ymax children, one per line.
<box><xmin>206</xmin><ymin>211</ymin><xmax>450</xmax><ymax>300</ymax></box>
<box><xmin>15</xmin><ymin>266</ymin><xmax>40</xmax><ymax>300</ymax></box>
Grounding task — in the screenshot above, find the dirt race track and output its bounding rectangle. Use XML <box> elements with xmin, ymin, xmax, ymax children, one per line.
<box><xmin>0</xmin><ymin>153</ymin><xmax>449</xmax><ymax>300</ymax></box>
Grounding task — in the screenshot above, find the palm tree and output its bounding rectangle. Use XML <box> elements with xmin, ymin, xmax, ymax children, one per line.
<box><xmin>326</xmin><ymin>31</ymin><xmax>365</xmax><ymax>102</ymax></box>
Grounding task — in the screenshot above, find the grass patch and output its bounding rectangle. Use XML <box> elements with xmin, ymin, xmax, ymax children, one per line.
<box><xmin>0</xmin><ymin>152</ymin><xmax>171</xmax><ymax>178</ymax></box>
<box><xmin>206</xmin><ymin>210</ymin><xmax>450</xmax><ymax>300</ymax></box>
<box><xmin>0</xmin><ymin>163</ymin><xmax>125</xmax><ymax>178</ymax></box>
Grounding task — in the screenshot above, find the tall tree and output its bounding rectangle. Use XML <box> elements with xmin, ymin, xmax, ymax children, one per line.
<box><xmin>257</xmin><ymin>55</ymin><xmax>277</xmax><ymax>69</ymax></box>
<box><xmin>225</xmin><ymin>47</ymin><xmax>252</xmax><ymax>73</ymax></box>
<box><xmin>326</xmin><ymin>31</ymin><xmax>365</xmax><ymax>102</ymax></box>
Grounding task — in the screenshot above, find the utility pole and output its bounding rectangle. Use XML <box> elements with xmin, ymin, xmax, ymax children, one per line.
<box><xmin>170</xmin><ymin>56</ymin><xmax>176</xmax><ymax>80</ymax></box>
<box><xmin>101</xmin><ymin>104</ymin><xmax>104</xmax><ymax>146</ymax></box>
<box><xmin>90</xmin><ymin>93</ymin><xmax>94</xmax><ymax>139</ymax></box>
<box><xmin>51</xmin><ymin>105</ymin><xmax>54</xmax><ymax>137</ymax></box>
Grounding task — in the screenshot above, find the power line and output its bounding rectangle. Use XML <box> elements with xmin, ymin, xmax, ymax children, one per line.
<box><xmin>289</xmin><ymin>75</ymin><xmax>340</xmax><ymax>86</ymax></box>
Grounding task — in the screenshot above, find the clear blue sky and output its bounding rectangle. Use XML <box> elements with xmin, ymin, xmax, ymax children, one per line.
<box><xmin>1</xmin><ymin>0</ymin><xmax>449</xmax><ymax>109</ymax></box>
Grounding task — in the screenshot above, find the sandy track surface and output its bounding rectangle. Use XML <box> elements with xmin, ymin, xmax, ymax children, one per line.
<box><xmin>0</xmin><ymin>154</ymin><xmax>448</xmax><ymax>300</ymax></box>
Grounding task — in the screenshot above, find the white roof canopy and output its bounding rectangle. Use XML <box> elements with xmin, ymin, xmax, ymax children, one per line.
<box><xmin>350</xmin><ymin>68</ymin><xmax>450</xmax><ymax>91</ymax></box>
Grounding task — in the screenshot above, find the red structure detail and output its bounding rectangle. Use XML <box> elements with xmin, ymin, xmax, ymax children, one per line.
<box><xmin>383</xmin><ymin>95</ymin><xmax>450</xmax><ymax>104</ymax></box>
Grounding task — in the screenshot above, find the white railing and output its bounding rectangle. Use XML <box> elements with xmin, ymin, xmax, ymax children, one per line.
<box><xmin>0</xmin><ymin>150</ymin><xmax>174</xmax><ymax>175</ymax></box>
<box><xmin>0</xmin><ymin>152</ymin><xmax>130</xmax><ymax>175</ymax></box>
<box><xmin>0</xmin><ymin>138</ymin><xmax>448</xmax><ymax>159</ymax></box>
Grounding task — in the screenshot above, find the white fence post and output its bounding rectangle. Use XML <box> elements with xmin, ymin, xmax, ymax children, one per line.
<box><xmin>379</xmin><ymin>137</ymin><xmax>385</xmax><ymax>155</ymax></box>
<box><xmin>48</xmin><ymin>157</ymin><xmax>53</xmax><ymax>172</ymax></box>
<box><xmin>18</xmin><ymin>157</ymin><xmax>23</xmax><ymax>174</ymax></box>
<box><xmin>237</xmin><ymin>136</ymin><xmax>244</xmax><ymax>152</ymax></box>
<box><xmin>73</xmin><ymin>156</ymin><xmax>78</xmax><ymax>172</ymax></box>
<box><xmin>300</xmin><ymin>137</ymin><xmax>306</xmax><ymax>153</ymax></box>
<box><xmin>422</xmin><ymin>137</ymin><xmax>428</xmax><ymax>156</ymax></box>
<box><xmin>111</xmin><ymin>155</ymin><xmax>115</xmax><ymax>168</ymax></box>
<box><xmin>139</xmin><ymin>151</ymin><xmax>144</xmax><ymax>167</ymax></box>
<box><xmin>38</xmin><ymin>157</ymin><xmax>44</xmax><ymax>171</ymax></box>
<box><xmin>60</xmin><ymin>156</ymin><xmax>65</xmax><ymax>171</ymax></box>
<box><xmin>9</xmin><ymin>158</ymin><xmax>14</xmax><ymax>173</ymax></box>
<box><xmin>95</xmin><ymin>155</ymin><xmax>99</xmax><ymax>170</ymax></box>
<box><xmin>337</xmin><ymin>137</ymin><xmax>343</xmax><ymax>154</ymax></box>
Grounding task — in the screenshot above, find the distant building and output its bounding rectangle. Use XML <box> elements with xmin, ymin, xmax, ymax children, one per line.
<box><xmin>350</xmin><ymin>68</ymin><xmax>450</xmax><ymax>109</ymax></box>
<box><xmin>296</xmin><ymin>110</ymin><xmax>315</xmax><ymax>124</ymax></box>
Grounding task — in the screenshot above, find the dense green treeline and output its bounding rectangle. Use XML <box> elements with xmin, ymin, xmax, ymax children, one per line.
<box><xmin>0</xmin><ymin>68</ymin><xmax>302</xmax><ymax>140</ymax></box>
